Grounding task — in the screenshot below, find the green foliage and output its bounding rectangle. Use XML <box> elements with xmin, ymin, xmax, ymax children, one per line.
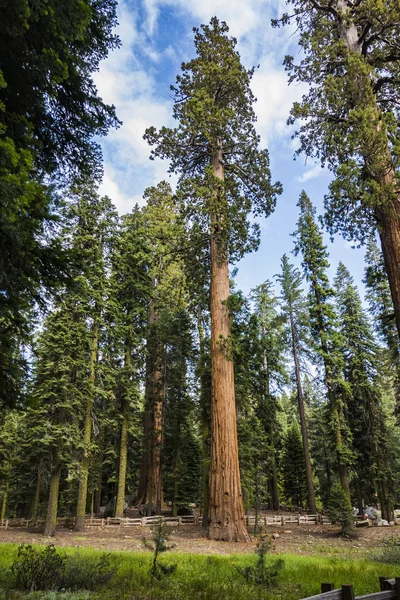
<box><xmin>144</xmin><ymin>17</ymin><xmax>281</xmax><ymax>261</ymax></box>
<box><xmin>235</xmin><ymin>538</ymin><xmax>284</xmax><ymax>589</ymax></box>
<box><xmin>11</xmin><ymin>545</ymin><xmax>66</xmax><ymax>591</ymax></box>
<box><xmin>274</xmin><ymin>0</ymin><xmax>400</xmax><ymax>245</ymax></box>
<box><xmin>373</xmin><ymin>534</ymin><xmax>400</xmax><ymax>564</ymax></box>
<box><xmin>326</xmin><ymin>483</ymin><xmax>355</xmax><ymax>537</ymax></box>
<box><xmin>282</xmin><ymin>421</ymin><xmax>307</xmax><ymax>508</ymax></box>
<box><xmin>9</xmin><ymin>544</ymin><xmax>115</xmax><ymax>592</ymax></box>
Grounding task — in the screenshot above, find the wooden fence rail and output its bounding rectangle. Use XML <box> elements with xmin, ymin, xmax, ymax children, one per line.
<box><xmin>0</xmin><ymin>513</ymin><xmax>332</xmax><ymax>530</ymax></box>
<box><xmin>300</xmin><ymin>578</ymin><xmax>400</xmax><ymax>600</ymax></box>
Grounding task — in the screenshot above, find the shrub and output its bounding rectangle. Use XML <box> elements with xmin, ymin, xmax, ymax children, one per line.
<box><xmin>235</xmin><ymin>537</ymin><xmax>284</xmax><ymax>589</ymax></box>
<box><xmin>11</xmin><ymin>545</ymin><xmax>66</xmax><ymax>591</ymax></box>
<box><xmin>10</xmin><ymin>544</ymin><xmax>116</xmax><ymax>592</ymax></box>
<box><xmin>373</xmin><ymin>534</ymin><xmax>400</xmax><ymax>564</ymax></box>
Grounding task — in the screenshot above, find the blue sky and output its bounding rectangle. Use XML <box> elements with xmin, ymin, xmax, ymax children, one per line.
<box><xmin>94</xmin><ymin>0</ymin><xmax>368</xmax><ymax>298</ymax></box>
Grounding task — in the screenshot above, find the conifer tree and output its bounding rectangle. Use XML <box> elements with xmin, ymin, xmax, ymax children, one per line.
<box><xmin>364</xmin><ymin>237</ymin><xmax>400</xmax><ymax>413</ymax></box>
<box><xmin>334</xmin><ymin>262</ymin><xmax>393</xmax><ymax>520</ymax></box>
<box><xmin>250</xmin><ymin>282</ymin><xmax>287</xmax><ymax>511</ymax></box>
<box><xmin>135</xmin><ymin>182</ymin><xmax>187</xmax><ymax>515</ymax></box>
<box><xmin>277</xmin><ymin>255</ymin><xmax>316</xmax><ymax>512</ymax></box>
<box><xmin>144</xmin><ymin>18</ymin><xmax>281</xmax><ymax>541</ymax></box>
<box><xmin>274</xmin><ymin>0</ymin><xmax>400</xmax><ymax>339</ymax></box>
<box><xmin>110</xmin><ymin>208</ymin><xmax>150</xmax><ymax>517</ymax></box>
<box><xmin>282</xmin><ymin>421</ymin><xmax>307</xmax><ymax>508</ymax></box>
<box><xmin>294</xmin><ymin>191</ymin><xmax>352</xmax><ymax>500</ymax></box>
<box><xmin>73</xmin><ymin>188</ymin><xmax>118</xmax><ymax>531</ymax></box>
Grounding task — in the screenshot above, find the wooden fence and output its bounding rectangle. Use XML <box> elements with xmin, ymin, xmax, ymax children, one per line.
<box><xmin>0</xmin><ymin>513</ymin><xmax>332</xmax><ymax>530</ymax></box>
<box><xmin>300</xmin><ymin>578</ymin><xmax>400</xmax><ymax>600</ymax></box>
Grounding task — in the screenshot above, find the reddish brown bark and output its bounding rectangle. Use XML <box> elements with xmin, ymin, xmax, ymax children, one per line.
<box><xmin>208</xmin><ymin>147</ymin><xmax>250</xmax><ymax>542</ymax></box>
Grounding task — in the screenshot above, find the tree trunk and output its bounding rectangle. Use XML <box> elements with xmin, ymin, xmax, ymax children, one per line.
<box><xmin>1</xmin><ymin>480</ymin><xmax>9</xmax><ymax>521</ymax></box>
<box><xmin>29</xmin><ymin>466</ymin><xmax>42</xmax><ymax>521</ymax></box>
<box><xmin>115</xmin><ymin>337</ymin><xmax>132</xmax><ymax>518</ymax></box>
<box><xmin>44</xmin><ymin>462</ymin><xmax>61</xmax><ymax>537</ymax></box>
<box><xmin>74</xmin><ymin>320</ymin><xmax>99</xmax><ymax>531</ymax></box>
<box><xmin>290</xmin><ymin>311</ymin><xmax>316</xmax><ymax>512</ymax></box>
<box><xmin>208</xmin><ymin>146</ymin><xmax>249</xmax><ymax>542</ymax></box>
<box><xmin>378</xmin><ymin>479</ymin><xmax>393</xmax><ymax>522</ymax></box>
<box><xmin>136</xmin><ymin>305</ymin><xmax>165</xmax><ymax>513</ymax></box>
<box><xmin>270</xmin><ymin>453</ymin><xmax>280</xmax><ymax>511</ymax></box>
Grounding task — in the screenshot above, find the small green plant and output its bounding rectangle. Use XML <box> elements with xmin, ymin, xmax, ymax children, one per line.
<box><xmin>11</xmin><ymin>544</ymin><xmax>66</xmax><ymax>591</ymax></box>
<box><xmin>235</xmin><ymin>536</ymin><xmax>284</xmax><ymax>589</ymax></box>
<box><xmin>143</xmin><ymin>517</ymin><xmax>177</xmax><ymax>584</ymax></box>
<box><xmin>326</xmin><ymin>482</ymin><xmax>355</xmax><ymax>537</ymax></box>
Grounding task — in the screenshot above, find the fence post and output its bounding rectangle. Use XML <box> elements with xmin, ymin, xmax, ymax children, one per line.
<box><xmin>342</xmin><ymin>584</ymin><xmax>355</xmax><ymax>600</ymax></box>
<box><xmin>321</xmin><ymin>583</ymin><xmax>334</xmax><ymax>592</ymax></box>
<box><xmin>281</xmin><ymin>516</ymin><xmax>285</xmax><ymax>526</ymax></box>
<box><xmin>395</xmin><ymin>578</ymin><xmax>400</xmax><ymax>600</ymax></box>
<box><xmin>379</xmin><ymin>577</ymin><xmax>388</xmax><ymax>591</ymax></box>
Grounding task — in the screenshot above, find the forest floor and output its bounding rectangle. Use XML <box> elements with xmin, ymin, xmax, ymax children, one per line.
<box><xmin>0</xmin><ymin>523</ymin><xmax>397</xmax><ymax>558</ymax></box>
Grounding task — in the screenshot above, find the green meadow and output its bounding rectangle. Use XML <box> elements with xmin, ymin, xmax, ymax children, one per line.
<box><xmin>0</xmin><ymin>543</ymin><xmax>399</xmax><ymax>600</ymax></box>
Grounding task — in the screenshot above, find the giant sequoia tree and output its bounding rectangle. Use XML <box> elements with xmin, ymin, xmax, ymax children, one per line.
<box><xmin>275</xmin><ymin>0</ymin><xmax>400</xmax><ymax>339</ymax></box>
<box><xmin>145</xmin><ymin>18</ymin><xmax>281</xmax><ymax>541</ymax></box>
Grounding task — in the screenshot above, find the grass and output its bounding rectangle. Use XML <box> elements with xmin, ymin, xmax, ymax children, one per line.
<box><xmin>0</xmin><ymin>542</ymin><xmax>398</xmax><ymax>600</ymax></box>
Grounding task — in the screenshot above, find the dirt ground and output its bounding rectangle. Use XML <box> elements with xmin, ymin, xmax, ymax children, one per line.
<box><xmin>0</xmin><ymin>523</ymin><xmax>397</xmax><ymax>557</ymax></box>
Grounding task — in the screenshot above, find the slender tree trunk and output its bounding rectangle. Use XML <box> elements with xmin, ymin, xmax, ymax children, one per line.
<box><xmin>1</xmin><ymin>481</ymin><xmax>9</xmax><ymax>521</ymax></box>
<box><xmin>44</xmin><ymin>462</ymin><xmax>61</xmax><ymax>537</ymax></box>
<box><xmin>29</xmin><ymin>466</ymin><xmax>42</xmax><ymax>521</ymax></box>
<box><xmin>198</xmin><ymin>307</ymin><xmax>210</xmax><ymax>527</ymax></box>
<box><xmin>115</xmin><ymin>337</ymin><xmax>132</xmax><ymax>517</ymax></box>
<box><xmin>74</xmin><ymin>320</ymin><xmax>99</xmax><ymax>531</ymax></box>
<box><xmin>290</xmin><ymin>312</ymin><xmax>316</xmax><ymax>512</ymax></box>
<box><xmin>208</xmin><ymin>145</ymin><xmax>249</xmax><ymax>542</ymax></box>
<box><xmin>270</xmin><ymin>454</ymin><xmax>280</xmax><ymax>511</ymax></box>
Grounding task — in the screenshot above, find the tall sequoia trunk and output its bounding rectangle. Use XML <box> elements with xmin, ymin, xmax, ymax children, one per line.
<box><xmin>198</xmin><ymin>307</ymin><xmax>210</xmax><ymax>527</ymax></box>
<box><xmin>74</xmin><ymin>319</ymin><xmax>99</xmax><ymax>532</ymax></box>
<box><xmin>136</xmin><ymin>304</ymin><xmax>165</xmax><ymax>513</ymax></box>
<box><xmin>115</xmin><ymin>336</ymin><xmax>132</xmax><ymax>517</ymax></box>
<box><xmin>44</xmin><ymin>461</ymin><xmax>61</xmax><ymax>537</ymax></box>
<box><xmin>208</xmin><ymin>145</ymin><xmax>249</xmax><ymax>542</ymax></box>
<box><xmin>289</xmin><ymin>311</ymin><xmax>316</xmax><ymax>513</ymax></box>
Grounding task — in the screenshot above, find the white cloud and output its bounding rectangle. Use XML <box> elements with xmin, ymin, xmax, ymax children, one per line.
<box><xmin>296</xmin><ymin>165</ymin><xmax>325</xmax><ymax>183</ymax></box>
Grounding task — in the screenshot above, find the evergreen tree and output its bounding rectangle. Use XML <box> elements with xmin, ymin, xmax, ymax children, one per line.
<box><xmin>0</xmin><ymin>0</ymin><xmax>120</xmax><ymax>404</ymax></box>
<box><xmin>144</xmin><ymin>18</ymin><xmax>281</xmax><ymax>541</ymax></box>
<box><xmin>294</xmin><ymin>191</ymin><xmax>352</xmax><ymax>500</ymax></box>
<box><xmin>282</xmin><ymin>421</ymin><xmax>307</xmax><ymax>508</ymax></box>
<box><xmin>249</xmin><ymin>282</ymin><xmax>287</xmax><ymax>511</ymax></box>
<box><xmin>334</xmin><ymin>262</ymin><xmax>393</xmax><ymax>520</ymax></box>
<box><xmin>277</xmin><ymin>254</ymin><xmax>316</xmax><ymax>512</ymax></box>
<box><xmin>274</xmin><ymin>0</ymin><xmax>400</xmax><ymax>339</ymax></box>
<box><xmin>364</xmin><ymin>237</ymin><xmax>400</xmax><ymax>414</ymax></box>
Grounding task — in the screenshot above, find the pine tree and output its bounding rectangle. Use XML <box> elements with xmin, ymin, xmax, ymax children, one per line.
<box><xmin>274</xmin><ymin>0</ymin><xmax>400</xmax><ymax>339</ymax></box>
<box><xmin>294</xmin><ymin>191</ymin><xmax>352</xmax><ymax>500</ymax></box>
<box><xmin>334</xmin><ymin>262</ymin><xmax>393</xmax><ymax>520</ymax></box>
<box><xmin>144</xmin><ymin>18</ymin><xmax>281</xmax><ymax>541</ymax></box>
<box><xmin>250</xmin><ymin>282</ymin><xmax>287</xmax><ymax>511</ymax></box>
<box><xmin>135</xmin><ymin>182</ymin><xmax>187</xmax><ymax>515</ymax></box>
<box><xmin>72</xmin><ymin>187</ymin><xmax>118</xmax><ymax>531</ymax></box>
<box><xmin>110</xmin><ymin>207</ymin><xmax>150</xmax><ymax>517</ymax></box>
<box><xmin>277</xmin><ymin>254</ymin><xmax>316</xmax><ymax>512</ymax></box>
<box><xmin>282</xmin><ymin>421</ymin><xmax>307</xmax><ymax>508</ymax></box>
